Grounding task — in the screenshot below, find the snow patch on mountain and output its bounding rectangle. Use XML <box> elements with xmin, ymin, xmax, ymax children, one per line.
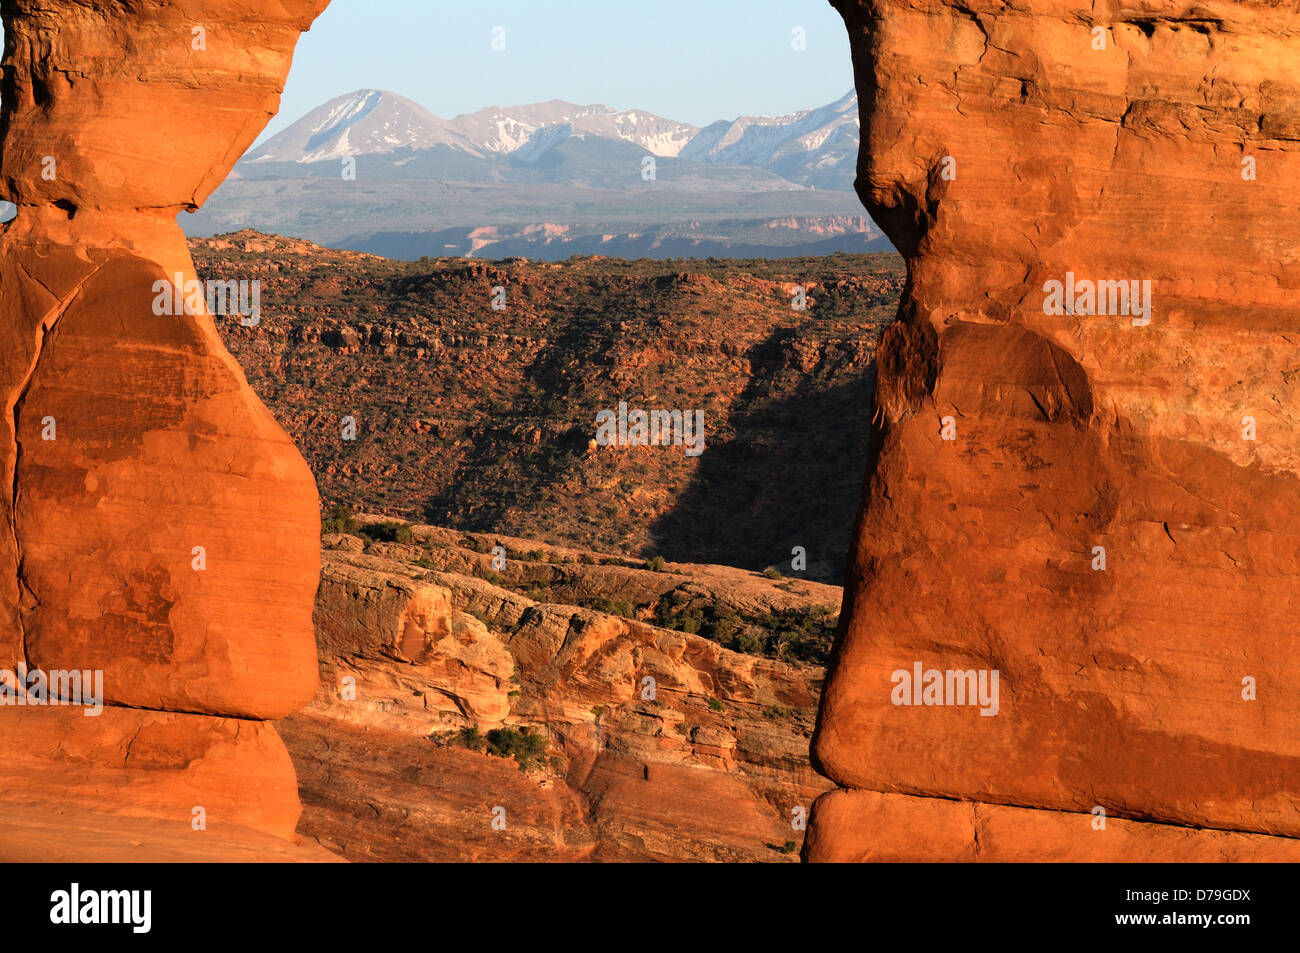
<box><xmin>244</xmin><ymin>89</ymin><xmax>859</xmax><ymax>188</ymax></box>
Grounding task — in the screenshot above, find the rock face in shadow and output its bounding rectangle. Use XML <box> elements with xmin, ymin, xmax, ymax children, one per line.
<box><xmin>0</xmin><ymin>0</ymin><xmax>330</xmax><ymax>856</ymax></box>
<box><xmin>811</xmin><ymin>0</ymin><xmax>1300</xmax><ymax>858</ymax></box>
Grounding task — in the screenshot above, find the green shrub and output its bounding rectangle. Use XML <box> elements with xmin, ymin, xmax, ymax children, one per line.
<box><xmin>646</xmin><ymin>555</ymin><xmax>666</xmax><ymax>572</ymax></box>
<box><xmin>365</xmin><ymin>520</ymin><xmax>413</xmax><ymax>544</ymax></box>
<box><xmin>707</xmin><ymin>698</ymin><xmax>723</xmax><ymax>712</ymax></box>
<box><xmin>583</xmin><ymin>596</ymin><xmax>634</xmax><ymax>619</ymax></box>
<box><xmin>763</xmin><ymin>567</ymin><xmax>784</xmax><ymax>580</ymax></box>
<box><xmin>321</xmin><ymin>503</ymin><xmax>360</xmax><ymax>536</ymax></box>
<box><xmin>704</xmin><ymin>610</ymin><xmax>740</xmax><ymax>642</ymax></box>
<box><xmin>485</xmin><ymin>726</ymin><xmax>549</xmax><ymax>770</ymax></box>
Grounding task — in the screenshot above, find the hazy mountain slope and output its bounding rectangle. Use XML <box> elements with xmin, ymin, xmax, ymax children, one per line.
<box><xmin>450</xmin><ymin>100</ymin><xmax>699</xmax><ymax>157</ymax></box>
<box><xmin>248</xmin><ymin>90</ymin><xmax>701</xmax><ymax>165</ymax></box>
<box><xmin>680</xmin><ymin>91</ymin><xmax>859</xmax><ymax>189</ymax></box>
<box><xmin>244</xmin><ymin>88</ymin><xmax>858</xmax><ymax>188</ymax></box>
<box><xmin>194</xmin><ymin>90</ymin><xmax>882</xmax><ymax>260</ymax></box>
<box><xmin>247</xmin><ymin>89</ymin><xmax>478</xmax><ymax>163</ymax></box>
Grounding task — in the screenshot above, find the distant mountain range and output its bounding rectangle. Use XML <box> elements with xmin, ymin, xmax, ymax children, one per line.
<box><xmin>680</xmin><ymin>91</ymin><xmax>860</xmax><ymax>190</ymax></box>
<box><xmin>245</xmin><ymin>88</ymin><xmax>859</xmax><ymax>189</ymax></box>
<box><xmin>183</xmin><ymin>89</ymin><xmax>890</xmax><ymax>260</ymax></box>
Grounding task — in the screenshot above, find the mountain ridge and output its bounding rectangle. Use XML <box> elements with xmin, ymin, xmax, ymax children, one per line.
<box><xmin>247</xmin><ymin>88</ymin><xmax>859</xmax><ymax>189</ymax></box>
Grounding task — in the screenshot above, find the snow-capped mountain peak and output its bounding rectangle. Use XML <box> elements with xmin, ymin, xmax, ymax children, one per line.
<box><xmin>243</xmin><ymin>89</ymin><xmax>859</xmax><ymax>188</ymax></box>
<box><xmin>247</xmin><ymin>89</ymin><xmax>477</xmax><ymax>163</ymax></box>
<box><xmin>448</xmin><ymin>100</ymin><xmax>698</xmax><ymax>157</ymax></box>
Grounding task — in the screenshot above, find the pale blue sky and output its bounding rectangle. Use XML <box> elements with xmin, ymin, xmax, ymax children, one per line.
<box><xmin>260</xmin><ymin>0</ymin><xmax>852</xmax><ymax>136</ymax></box>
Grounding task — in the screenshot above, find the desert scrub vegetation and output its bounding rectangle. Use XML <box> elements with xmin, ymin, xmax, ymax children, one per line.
<box><xmin>363</xmin><ymin>520</ymin><xmax>414</xmax><ymax>544</ymax></box>
<box><xmin>452</xmin><ymin>724</ymin><xmax>550</xmax><ymax>771</ymax></box>
<box><xmin>743</xmin><ymin>604</ymin><xmax>837</xmax><ymax>663</ymax></box>
<box><xmin>321</xmin><ymin>502</ymin><xmax>361</xmax><ymax>536</ymax></box>
<box><xmin>581</xmin><ymin>595</ymin><xmax>635</xmax><ymax>619</ymax></box>
<box><xmin>491</xmin><ymin>727</ymin><xmax>549</xmax><ymax>771</ymax></box>
<box><xmin>211</xmin><ymin>245</ymin><xmax>902</xmax><ymax>586</ymax></box>
<box><xmin>652</xmin><ymin>592</ymin><xmax>837</xmax><ymax>665</ymax></box>
<box><xmin>456</xmin><ymin>725</ymin><xmax>485</xmax><ymax>751</ymax></box>
<box><xmin>459</xmin><ymin>535</ymin><xmax>495</xmax><ymax>555</ymax></box>
<box><xmin>520</xmin><ymin>585</ymin><xmax>552</xmax><ymax>603</ymax></box>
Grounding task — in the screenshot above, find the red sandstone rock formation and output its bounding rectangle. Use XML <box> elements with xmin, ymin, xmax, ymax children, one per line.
<box><xmin>6</xmin><ymin>0</ymin><xmax>1295</xmax><ymax>866</ymax></box>
<box><xmin>0</xmin><ymin>0</ymin><xmax>330</xmax><ymax>857</ymax></box>
<box><xmin>284</xmin><ymin>535</ymin><xmax>831</xmax><ymax>862</ymax></box>
<box><xmin>810</xmin><ymin>0</ymin><xmax>1300</xmax><ymax>859</ymax></box>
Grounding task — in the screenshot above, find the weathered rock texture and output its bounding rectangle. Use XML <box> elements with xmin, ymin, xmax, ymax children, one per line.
<box><xmin>811</xmin><ymin>0</ymin><xmax>1300</xmax><ymax>859</ymax></box>
<box><xmin>0</xmin><ymin>0</ymin><xmax>330</xmax><ymax>857</ymax></box>
<box><xmin>281</xmin><ymin>528</ymin><xmax>833</xmax><ymax>862</ymax></box>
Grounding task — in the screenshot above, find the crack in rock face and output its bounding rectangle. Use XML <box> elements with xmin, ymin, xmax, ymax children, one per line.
<box><xmin>809</xmin><ymin>0</ymin><xmax>1300</xmax><ymax>859</ymax></box>
<box><xmin>0</xmin><ymin>0</ymin><xmax>331</xmax><ymax>845</ymax></box>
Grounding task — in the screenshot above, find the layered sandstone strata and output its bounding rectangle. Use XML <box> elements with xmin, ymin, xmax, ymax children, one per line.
<box><xmin>283</xmin><ymin>533</ymin><xmax>832</xmax><ymax>862</ymax></box>
<box><xmin>0</xmin><ymin>0</ymin><xmax>330</xmax><ymax>855</ymax></box>
<box><xmin>811</xmin><ymin>0</ymin><xmax>1300</xmax><ymax>858</ymax></box>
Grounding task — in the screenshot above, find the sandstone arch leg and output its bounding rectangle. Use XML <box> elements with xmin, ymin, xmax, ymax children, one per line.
<box><xmin>0</xmin><ymin>0</ymin><xmax>332</xmax><ymax>856</ymax></box>
<box><xmin>811</xmin><ymin>0</ymin><xmax>1300</xmax><ymax>860</ymax></box>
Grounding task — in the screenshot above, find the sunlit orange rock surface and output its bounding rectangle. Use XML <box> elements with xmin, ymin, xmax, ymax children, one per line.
<box><xmin>0</xmin><ymin>0</ymin><xmax>331</xmax><ymax>858</ymax></box>
<box><xmin>4</xmin><ymin>0</ymin><xmax>1297</xmax><ymax>864</ymax></box>
<box><xmin>810</xmin><ymin>0</ymin><xmax>1300</xmax><ymax>859</ymax></box>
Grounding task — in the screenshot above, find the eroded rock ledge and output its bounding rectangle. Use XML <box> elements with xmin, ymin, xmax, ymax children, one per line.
<box><xmin>811</xmin><ymin>0</ymin><xmax>1300</xmax><ymax>859</ymax></box>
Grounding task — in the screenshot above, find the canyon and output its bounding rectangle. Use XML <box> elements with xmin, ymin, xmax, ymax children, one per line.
<box><xmin>193</xmin><ymin>231</ymin><xmax>900</xmax><ymax>583</ymax></box>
